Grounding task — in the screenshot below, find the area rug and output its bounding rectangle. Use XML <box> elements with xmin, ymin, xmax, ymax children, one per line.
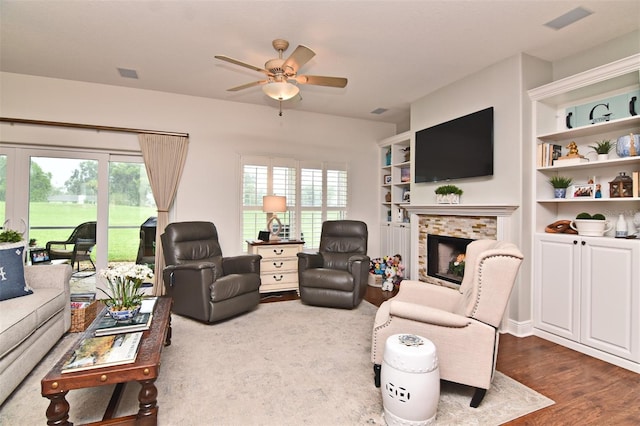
<box><xmin>0</xmin><ymin>300</ymin><xmax>553</xmax><ymax>425</ymax></box>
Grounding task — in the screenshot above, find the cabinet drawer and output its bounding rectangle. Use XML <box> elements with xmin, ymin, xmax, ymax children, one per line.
<box><xmin>262</xmin><ymin>258</ymin><xmax>297</xmax><ymax>273</ymax></box>
<box><xmin>254</xmin><ymin>245</ymin><xmax>301</xmax><ymax>259</ymax></box>
<box><xmin>261</xmin><ymin>271</ymin><xmax>298</xmax><ymax>285</ymax></box>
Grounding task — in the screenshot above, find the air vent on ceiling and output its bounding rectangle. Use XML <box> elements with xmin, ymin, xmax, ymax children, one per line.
<box><xmin>544</xmin><ymin>7</ymin><xmax>593</xmax><ymax>30</ymax></box>
<box><xmin>371</xmin><ymin>108</ymin><xmax>388</xmax><ymax>115</ymax></box>
<box><xmin>117</xmin><ymin>68</ymin><xmax>139</xmax><ymax>79</ymax></box>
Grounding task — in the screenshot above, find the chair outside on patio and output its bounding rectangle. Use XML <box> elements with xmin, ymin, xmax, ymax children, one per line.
<box><xmin>45</xmin><ymin>221</ymin><xmax>97</xmax><ymax>272</ymax></box>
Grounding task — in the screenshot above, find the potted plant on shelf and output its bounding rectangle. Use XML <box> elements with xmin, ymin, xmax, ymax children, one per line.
<box><xmin>588</xmin><ymin>139</ymin><xmax>615</xmax><ymax>161</ymax></box>
<box><xmin>99</xmin><ymin>264</ymin><xmax>153</xmax><ymax>321</ymax></box>
<box><xmin>569</xmin><ymin>212</ymin><xmax>612</xmax><ymax>236</ymax></box>
<box><xmin>548</xmin><ymin>176</ymin><xmax>572</xmax><ymax>198</ymax></box>
<box><xmin>435</xmin><ymin>184</ymin><xmax>463</xmax><ymax>204</ymax></box>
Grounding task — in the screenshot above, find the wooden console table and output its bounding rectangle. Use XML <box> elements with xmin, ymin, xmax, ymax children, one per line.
<box><xmin>247</xmin><ymin>240</ymin><xmax>304</xmax><ymax>294</ymax></box>
<box><xmin>41</xmin><ymin>297</ymin><xmax>173</xmax><ymax>425</ymax></box>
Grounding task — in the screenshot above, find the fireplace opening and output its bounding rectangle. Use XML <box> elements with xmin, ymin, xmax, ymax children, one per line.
<box><xmin>427</xmin><ymin>234</ymin><xmax>474</xmax><ymax>285</ymax></box>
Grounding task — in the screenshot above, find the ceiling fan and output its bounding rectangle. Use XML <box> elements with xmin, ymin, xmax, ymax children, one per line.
<box><xmin>215</xmin><ymin>39</ymin><xmax>348</xmax><ymax>103</ymax></box>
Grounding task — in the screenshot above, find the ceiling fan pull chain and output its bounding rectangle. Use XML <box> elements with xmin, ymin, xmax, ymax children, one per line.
<box><xmin>279</xmin><ymin>101</ymin><xmax>283</xmax><ymax>117</ymax></box>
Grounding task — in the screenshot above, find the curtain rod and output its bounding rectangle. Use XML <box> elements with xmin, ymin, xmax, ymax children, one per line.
<box><xmin>0</xmin><ymin>117</ymin><xmax>189</xmax><ymax>138</ymax></box>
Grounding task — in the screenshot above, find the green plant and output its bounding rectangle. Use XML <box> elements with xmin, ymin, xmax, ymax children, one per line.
<box><xmin>434</xmin><ymin>184</ymin><xmax>463</xmax><ymax>195</ymax></box>
<box><xmin>588</xmin><ymin>139</ymin><xmax>615</xmax><ymax>154</ymax></box>
<box><xmin>548</xmin><ymin>176</ymin><xmax>573</xmax><ymax>188</ymax></box>
<box><xmin>0</xmin><ymin>229</ymin><xmax>23</xmax><ymax>243</ymax></box>
<box><xmin>98</xmin><ymin>264</ymin><xmax>153</xmax><ymax>310</ymax></box>
<box><xmin>575</xmin><ymin>212</ymin><xmax>605</xmax><ymax>220</ymax></box>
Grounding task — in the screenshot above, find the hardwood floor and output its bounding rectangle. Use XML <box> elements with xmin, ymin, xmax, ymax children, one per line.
<box><xmin>263</xmin><ymin>287</ymin><xmax>640</xmax><ymax>425</ymax></box>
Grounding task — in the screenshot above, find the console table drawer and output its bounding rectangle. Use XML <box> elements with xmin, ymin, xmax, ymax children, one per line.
<box><xmin>261</xmin><ymin>271</ymin><xmax>298</xmax><ymax>285</ymax></box>
<box><xmin>253</xmin><ymin>245</ymin><xmax>300</xmax><ymax>258</ymax></box>
<box><xmin>262</xmin><ymin>258</ymin><xmax>298</xmax><ymax>273</ymax></box>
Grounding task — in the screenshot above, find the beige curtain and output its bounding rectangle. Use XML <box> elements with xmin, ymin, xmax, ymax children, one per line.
<box><xmin>138</xmin><ymin>134</ymin><xmax>189</xmax><ymax>295</ymax></box>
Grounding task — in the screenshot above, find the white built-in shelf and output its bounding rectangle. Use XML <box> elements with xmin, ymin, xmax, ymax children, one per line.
<box><xmin>537</xmin><ymin>197</ymin><xmax>640</xmax><ymax>203</ymax></box>
<box><xmin>537</xmin><ymin>115</ymin><xmax>640</xmax><ymax>142</ymax></box>
<box><xmin>537</xmin><ymin>155</ymin><xmax>640</xmax><ymax>172</ymax></box>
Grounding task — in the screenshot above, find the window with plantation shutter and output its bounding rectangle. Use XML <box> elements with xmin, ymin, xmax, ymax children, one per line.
<box><xmin>241</xmin><ymin>156</ymin><xmax>347</xmax><ymax>250</ymax></box>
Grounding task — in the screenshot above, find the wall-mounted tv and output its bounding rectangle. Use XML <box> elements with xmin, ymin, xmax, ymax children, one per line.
<box><xmin>414</xmin><ymin>107</ymin><xmax>494</xmax><ymax>183</ymax></box>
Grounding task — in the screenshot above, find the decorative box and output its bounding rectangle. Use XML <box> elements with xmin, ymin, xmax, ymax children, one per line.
<box><xmin>368</xmin><ymin>273</ymin><xmax>383</xmax><ymax>287</ymax></box>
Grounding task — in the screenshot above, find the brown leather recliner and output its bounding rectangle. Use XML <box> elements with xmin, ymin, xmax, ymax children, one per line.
<box><xmin>161</xmin><ymin>221</ymin><xmax>262</xmax><ymax>323</ymax></box>
<box><xmin>297</xmin><ymin>220</ymin><xmax>370</xmax><ymax>309</ymax></box>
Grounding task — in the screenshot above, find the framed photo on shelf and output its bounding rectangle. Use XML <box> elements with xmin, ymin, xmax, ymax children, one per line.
<box><xmin>384</xmin><ymin>175</ymin><xmax>392</xmax><ymax>185</ymax></box>
<box><xmin>570</xmin><ymin>184</ymin><xmax>596</xmax><ymax>199</ymax></box>
<box><xmin>400</xmin><ymin>167</ymin><xmax>410</xmax><ymax>182</ymax></box>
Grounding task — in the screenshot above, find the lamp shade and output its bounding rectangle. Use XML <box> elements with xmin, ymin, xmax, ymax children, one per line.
<box><xmin>262</xmin><ymin>195</ymin><xmax>287</xmax><ymax>213</ymax></box>
<box><xmin>262</xmin><ymin>82</ymin><xmax>299</xmax><ymax>101</ymax></box>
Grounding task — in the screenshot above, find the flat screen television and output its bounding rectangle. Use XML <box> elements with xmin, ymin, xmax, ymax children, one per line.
<box><xmin>414</xmin><ymin>107</ymin><xmax>494</xmax><ymax>183</ymax></box>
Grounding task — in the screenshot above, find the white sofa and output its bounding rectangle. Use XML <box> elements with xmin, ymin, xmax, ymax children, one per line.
<box><xmin>0</xmin><ymin>263</ymin><xmax>72</xmax><ymax>405</ymax></box>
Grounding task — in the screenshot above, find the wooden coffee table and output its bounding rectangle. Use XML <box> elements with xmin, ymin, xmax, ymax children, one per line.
<box><xmin>41</xmin><ymin>297</ymin><xmax>172</xmax><ymax>426</ymax></box>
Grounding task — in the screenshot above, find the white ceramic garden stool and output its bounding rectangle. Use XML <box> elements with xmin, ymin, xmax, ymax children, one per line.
<box><xmin>381</xmin><ymin>334</ymin><xmax>440</xmax><ymax>426</ymax></box>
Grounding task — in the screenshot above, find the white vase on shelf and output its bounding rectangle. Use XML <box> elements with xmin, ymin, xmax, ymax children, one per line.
<box><xmin>615</xmin><ymin>214</ymin><xmax>627</xmax><ymax>238</ymax></box>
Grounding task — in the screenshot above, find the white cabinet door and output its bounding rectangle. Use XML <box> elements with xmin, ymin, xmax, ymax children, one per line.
<box><xmin>534</xmin><ymin>234</ymin><xmax>581</xmax><ymax>341</ymax></box>
<box><xmin>380</xmin><ymin>224</ymin><xmax>392</xmax><ymax>258</ymax></box>
<box><xmin>581</xmin><ymin>237</ymin><xmax>640</xmax><ymax>362</ymax></box>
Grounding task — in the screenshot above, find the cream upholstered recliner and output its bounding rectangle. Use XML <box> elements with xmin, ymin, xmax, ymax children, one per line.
<box><xmin>371</xmin><ymin>239</ymin><xmax>523</xmax><ymax>408</ymax></box>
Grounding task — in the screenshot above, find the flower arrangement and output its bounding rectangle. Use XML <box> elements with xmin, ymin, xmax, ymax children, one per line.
<box><xmin>447</xmin><ymin>253</ymin><xmax>466</xmax><ymax>278</ymax></box>
<box><xmin>369</xmin><ymin>254</ymin><xmax>404</xmax><ymax>286</ymax></box>
<box><xmin>98</xmin><ymin>264</ymin><xmax>153</xmax><ymax>311</ymax></box>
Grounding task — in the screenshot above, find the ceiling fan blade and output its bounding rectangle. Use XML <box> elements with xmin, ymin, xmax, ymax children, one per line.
<box><xmin>282</xmin><ymin>45</ymin><xmax>315</xmax><ymax>72</ymax></box>
<box><xmin>227</xmin><ymin>80</ymin><xmax>267</xmax><ymax>92</ymax></box>
<box><xmin>214</xmin><ymin>55</ymin><xmax>270</xmax><ymax>75</ymax></box>
<box><xmin>295</xmin><ymin>75</ymin><xmax>348</xmax><ymax>88</ymax></box>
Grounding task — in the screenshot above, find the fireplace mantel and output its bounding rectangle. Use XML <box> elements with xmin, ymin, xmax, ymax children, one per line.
<box><xmin>407</xmin><ymin>204</ymin><xmax>519</xmax><ymax>280</ymax></box>
<box><xmin>405</xmin><ymin>204</ymin><xmax>519</xmax><ymax>217</ymax></box>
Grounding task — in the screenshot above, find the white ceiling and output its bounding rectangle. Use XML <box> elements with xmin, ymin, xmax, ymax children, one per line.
<box><xmin>1</xmin><ymin>1</ymin><xmax>639</xmax><ymax>130</ymax></box>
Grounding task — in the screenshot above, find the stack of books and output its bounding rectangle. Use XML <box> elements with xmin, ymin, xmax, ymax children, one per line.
<box><xmin>537</xmin><ymin>143</ymin><xmax>562</xmax><ymax>167</ymax></box>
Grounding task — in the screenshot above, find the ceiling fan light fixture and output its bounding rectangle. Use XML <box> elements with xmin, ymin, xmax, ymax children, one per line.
<box><xmin>263</xmin><ymin>81</ymin><xmax>299</xmax><ymax>101</ymax></box>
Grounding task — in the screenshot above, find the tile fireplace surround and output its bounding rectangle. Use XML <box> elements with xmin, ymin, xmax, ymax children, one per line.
<box><xmin>405</xmin><ymin>204</ymin><xmax>518</xmax><ymax>287</ymax></box>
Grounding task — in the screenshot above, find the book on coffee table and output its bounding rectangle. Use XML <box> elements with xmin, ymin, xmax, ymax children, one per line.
<box><xmin>94</xmin><ymin>312</ymin><xmax>153</xmax><ymax>336</ymax></box>
<box><xmin>61</xmin><ymin>332</ymin><xmax>143</xmax><ymax>373</ymax></box>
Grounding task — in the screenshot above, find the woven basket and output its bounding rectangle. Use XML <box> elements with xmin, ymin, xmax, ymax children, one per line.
<box><xmin>70</xmin><ymin>300</ymin><xmax>99</xmax><ymax>332</ymax></box>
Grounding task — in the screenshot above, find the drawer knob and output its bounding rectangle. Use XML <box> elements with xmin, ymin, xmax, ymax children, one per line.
<box><xmin>273</xmin><ymin>249</ymin><xmax>284</xmax><ymax>255</ymax></box>
<box><xmin>273</xmin><ymin>262</ymin><xmax>284</xmax><ymax>268</ymax></box>
<box><xmin>273</xmin><ymin>275</ymin><xmax>284</xmax><ymax>281</ymax></box>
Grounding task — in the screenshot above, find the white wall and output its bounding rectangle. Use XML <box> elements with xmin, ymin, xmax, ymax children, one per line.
<box><xmin>0</xmin><ymin>72</ymin><xmax>395</xmax><ymax>255</ymax></box>
<box><xmin>410</xmin><ymin>55</ymin><xmax>523</xmax><ymax>206</ymax></box>
<box><xmin>408</xmin><ymin>30</ymin><xmax>640</xmax><ymax>329</ymax></box>
<box><xmin>552</xmin><ymin>30</ymin><xmax>640</xmax><ymax>80</ymax></box>
<box><xmin>409</xmin><ymin>54</ymin><xmax>528</xmax><ymax>327</ymax></box>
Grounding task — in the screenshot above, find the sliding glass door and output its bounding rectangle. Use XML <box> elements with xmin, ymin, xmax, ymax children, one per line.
<box><xmin>1</xmin><ymin>146</ymin><xmax>154</xmax><ymax>271</ymax></box>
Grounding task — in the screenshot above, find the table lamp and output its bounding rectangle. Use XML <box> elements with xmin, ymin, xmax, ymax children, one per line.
<box><xmin>262</xmin><ymin>195</ymin><xmax>287</xmax><ymax>240</ymax></box>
